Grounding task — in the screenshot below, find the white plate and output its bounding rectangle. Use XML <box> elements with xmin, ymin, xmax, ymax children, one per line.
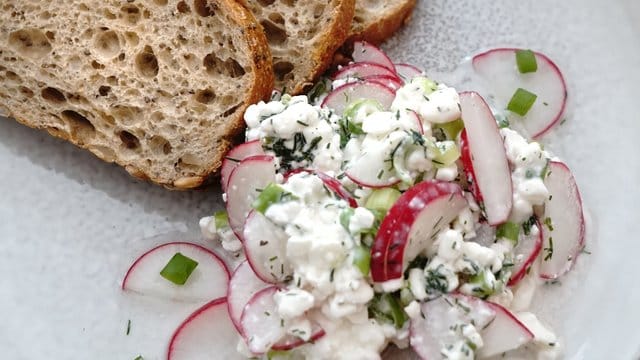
<box><xmin>1</xmin><ymin>0</ymin><xmax>639</xmax><ymax>359</ymax></box>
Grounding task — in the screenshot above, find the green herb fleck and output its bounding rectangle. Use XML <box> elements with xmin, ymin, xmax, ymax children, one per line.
<box><xmin>160</xmin><ymin>253</ymin><xmax>198</xmax><ymax>285</ymax></box>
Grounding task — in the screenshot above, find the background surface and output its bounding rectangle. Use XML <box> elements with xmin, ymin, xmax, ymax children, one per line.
<box><xmin>1</xmin><ymin>0</ymin><xmax>639</xmax><ymax>359</ymax></box>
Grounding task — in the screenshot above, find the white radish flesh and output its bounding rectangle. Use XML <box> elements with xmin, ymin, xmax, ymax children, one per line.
<box><xmin>121</xmin><ymin>242</ymin><xmax>229</xmax><ymax>303</ymax></box>
<box><xmin>333</xmin><ymin>62</ymin><xmax>400</xmax><ymax>81</ymax></box>
<box><xmin>226</xmin><ymin>155</ymin><xmax>276</xmax><ymax>240</ymax></box>
<box><xmin>508</xmin><ymin>220</ymin><xmax>543</xmax><ymax>286</ymax></box>
<box><xmin>167</xmin><ymin>297</ymin><xmax>244</xmax><ymax>360</ymax></box>
<box><xmin>477</xmin><ymin>302</ymin><xmax>534</xmax><ymax>357</ymax></box>
<box><xmin>366</xmin><ymin>75</ymin><xmax>403</xmax><ymax>91</ymax></box>
<box><xmin>272</xmin><ymin>323</ymin><xmax>325</xmax><ymax>351</ymax></box>
<box><xmin>459</xmin><ymin>91</ymin><xmax>513</xmax><ymax>225</ymax></box>
<box><xmin>352</xmin><ymin>41</ymin><xmax>396</xmax><ymax>71</ymax></box>
<box><xmin>316</xmin><ymin>171</ymin><xmax>358</xmax><ymax>207</ymax></box>
<box><xmin>370</xmin><ymin>181</ymin><xmax>467</xmax><ymax>282</ymax></box>
<box><xmin>410</xmin><ymin>294</ymin><xmax>496</xmax><ymax>360</ymax></box>
<box><xmin>321</xmin><ymin>81</ymin><xmax>396</xmax><ymax>116</ymax></box>
<box><xmin>395</xmin><ymin>63</ymin><xmax>424</xmax><ymax>82</ymax></box>
<box><xmin>243</xmin><ymin>210</ymin><xmax>292</xmax><ymax>283</ymax></box>
<box><xmin>240</xmin><ymin>286</ymin><xmax>286</xmax><ymax>355</ymax></box>
<box><xmin>227</xmin><ymin>260</ymin><xmax>269</xmax><ymax>334</ymax></box>
<box><xmin>472</xmin><ymin>48</ymin><xmax>568</xmax><ymax>138</ymax></box>
<box><xmin>220</xmin><ymin>140</ymin><xmax>264</xmax><ymax>192</ymax></box>
<box><xmin>539</xmin><ymin>161</ymin><xmax>586</xmax><ymax>279</ymax></box>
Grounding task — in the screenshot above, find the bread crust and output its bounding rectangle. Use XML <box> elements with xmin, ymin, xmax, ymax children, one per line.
<box><xmin>348</xmin><ymin>0</ymin><xmax>417</xmax><ymax>45</ymax></box>
<box><xmin>1</xmin><ymin>0</ymin><xmax>274</xmax><ymax>190</ymax></box>
<box><xmin>294</xmin><ymin>0</ymin><xmax>356</xmax><ymax>94</ymax></box>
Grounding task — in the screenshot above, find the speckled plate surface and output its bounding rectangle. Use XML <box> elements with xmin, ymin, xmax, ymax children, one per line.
<box><xmin>1</xmin><ymin>1</ymin><xmax>639</xmax><ymax>359</ymax></box>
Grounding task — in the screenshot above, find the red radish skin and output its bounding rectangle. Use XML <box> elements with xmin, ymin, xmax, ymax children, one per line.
<box><xmin>243</xmin><ymin>210</ymin><xmax>292</xmax><ymax>283</ymax></box>
<box><xmin>227</xmin><ymin>260</ymin><xmax>269</xmax><ymax>335</ymax></box>
<box><xmin>167</xmin><ymin>297</ymin><xmax>244</xmax><ymax>360</ymax></box>
<box><xmin>395</xmin><ymin>63</ymin><xmax>424</xmax><ymax>82</ymax></box>
<box><xmin>478</xmin><ymin>302</ymin><xmax>535</xmax><ymax>357</ymax></box>
<box><xmin>370</xmin><ymin>181</ymin><xmax>467</xmax><ymax>282</ymax></box>
<box><xmin>407</xmin><ymin>110</ymin><xmax>424</xmax><ymax>134</ymax></box>
<box><xmin>333</xmin><ymin>62</ymin><xmax>401</xmax><ymax>81</ymax></box>
<box><xmin>221</xmin><ymin>140</ymin><xmax>264</xmax><ymax>192</ymax></box>
<box><xmin>121</xmin><ymin>242</ymin><xmax>229</xmax><ymax>303</ymax></box>
<box><xmin>352</xmin><ymin>41</ymin><xmax>396</xmax><ymax>71</ymax></box>
<box><xmin>321</xmin><ymin>80</ymin><xmax>396</xmax><ymax>116</ymax></box>
<box><xmin>366</xmin><ymin>75</ymin><xmax>403</xmax><ymax>91</ymax></box>
<box><xmin>539</xmin><ymin>161</ymin><xmax>586</xmax><ymax>280</ymax></box>
<box><xmin>508</xmin><ymin>220</ymin><xmax>543</xmax><ymax>286</ymax></box>
<box><xmin>459</xmin><ymin>91</ymin><xmax>512</xmax><ymax>225</ymax></box>
<box><xmin>225</xmin><ymin>155</ymin><xmax>276</xmax><ymax>241</ymax></box>
<box><xmin>271</xmin><ymin>324</ymin><xmax>325</xmax><ymax>351</ymax></box>
<box><xmin>472</xmin><ymin>48</ymin><xmax>568</xmax><ymax>138</ymax></box>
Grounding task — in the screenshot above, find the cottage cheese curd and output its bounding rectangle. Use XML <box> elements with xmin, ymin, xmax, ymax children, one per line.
<box><xmin>205</xmin><ymin>72</ymin><xmax>566</xmax><ymax>359</ymax></box>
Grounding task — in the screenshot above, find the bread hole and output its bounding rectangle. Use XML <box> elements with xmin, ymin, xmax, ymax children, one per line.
<box><xmin>260</xmin><ymin>20</ymin><xmax>287</xmax><ymax>46</ymax></box>
<box><xmin>67</xmin><ymin>93</ymin><xmax>90</xmax><ymax>105</ymax></box>
<box><xmin>8</xmin><ymin>29</ymin><xmax>52</xmax><ymax>59</ymax></box>
<box><xmin>98</xmin><ymin>86</ymin><xmax>111</xmax><ymax>96</ymax></box>
<box><xmin>61</xmin><ymin>110</ymin><xmax>96</xmax><ymax>141</ymax></box>
<box><xmin>150</xmin><ymin>135</ymin><xmax>172</xmax><ymax>155</ymax></box>
<box><xmin>353</xmin><ymin>15</ymin><xmax>365</xmax><ymax>24</ymax></box>
<box><xmin>313</xmin><ymin>4</ymin><xmax>326</xmax><ymax>18</ymax></box>
<box><xmin>135</xmin><ymin>46</ymin><xmax>159</xmax><ymax>77</ymax></box>
<box><xmin>203</xmin><ymin>53</ymin><xmax>245</xmax><ymax>78</ymax></box>
<box><xmin>118</xmin><ymin>130</ymin><xmax>140</xmax><ymax>149</ymax></box>
<box><xmin>143</xmin><ymin>9</ymin><xmax>151</xmax><ymax>19</ymax></box>
<box><xmin>40</xmin><ymin>11</ymin><xmax>52</xmax><ymax>19</ymax></box>
<box><xmin>151</xmin><ymin>111</ymin><xmax>165</xmax><ymax>122</ymax></box>
<box><xmin>79</xmin><ymin>3</ymin><xmax>90</xmax><ymax>11</ymax></box>
<box><xmin>120</xmin><ymin>4</ymin><xmax>141</xmax><ymax>25</ymax></box>
<box><xmin>42</xmin><ymin>87</ymin><xmax>67</xmax><ymax>103</ymax></box>
<box><xmin>91</xmin><ymin>60</ymin><xmax>105</xmax><ymax>69</ymax></box>
<box><xmin>194</xmin><ymin>88</ymin><xmax>216</xmax><ymax>104</ymax></box>
<box><xmin>257</xmin><ymin>0</ymin><xmax>276</xmax><ymax>5</ymax></box>
<box><xmin>273</xmin><ymin>61</ymin><xmax>294</xmax><ymax>81</ymax></box>
<box><xmin>220</xmin><ymin>94</ymin><xmax>234</xmax><ymax>107</ymax></box>
<box><xmin>45</xmin><ymin>31</ymin><xmax>55</xmax><ymax>40</ymax></box>
<box><xmin>93</xmin><ymin>29</ymin><xmax>121</xmax><ymax>59</ymax></box>
<box><xmin>107</xmin><ymin>76</ymin><xmax>117</xmax><ymax>85</ymax></box>
<box><xmin>5</xmin><ymin>71</ymin><xmax>20</xmax><ymax>82</ymax></box>
<box><xmin>20</xmin><ymin>86</ymin><xmax>34</xmax><ymax>98</ymax></box>
<box><xmin>203</xmin><ymin>35</ymin><xmax>213</xmax><ymax>44</ymax></box>
<box><xmin>154</xmin><ymin>0</ymin><xmax>168</xmax><ymax>5</ymax></box>
<box><xmin>112</xmin><ymin>105</ymin><xmax>142</xmax><ymax>125</ymax></box>
<box><xmin>194</xmin><ymin>0</ymin><xmax>217</xmax><ymax>17</ymax></box>
<box><xmin>176</xmin><ymin>34</ymin><xmax>188</xmax><ymax>45</ymax></box>
<box><xmin>103</xmin><ymin>9</ymin><xmax>117</xmax><ymax>20</ymax></box>
<box><xmin>118</xmin><ymin>53</ymin><xmax>126</xmax><ymax>61</ymax></box>
<box><xmin>280</xmin><ymin>0</ymin><xmax>294</xmax><ymax>6</ymax></box>
<box><xmin>268</xmin><ymin>12</ymin><xmax>285</xmax><ymax>25</ymax></box>
<box><xmin>124</xmin><ymin>32</ymin><xmax>139</xmax><ymax>46</ymax></box>
<box><xmin>177</xmin><ymin>1</ymin><xmax>190</xmax><ymax>13</ymax></box>
<box><xmin>81</xmin><ymin>28</ymin><xmax>94</xmax><ymax>40</ymax></box>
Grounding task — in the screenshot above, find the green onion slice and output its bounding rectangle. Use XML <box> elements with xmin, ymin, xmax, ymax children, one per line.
<box><xmin>353</xmin><ymin>245</ymin><xmax>371</xmax><ymax>276</ymax></box>
<box><xmin>432</xmin><ymin>141</ymin><xmax>461</xmax><ymax>168</ymax></box>
<box><xmin>507</xmin><ymin>88</ymin><xmax>537</xmax><ymax>116</ymax></box>
<box><xmin>252</xmin><ymin>183</ymin><xmax>297</xmax><ymax>214</ymax></box>
<box><xmin>496</xmin><ymin>221</ymin><xmax>520</xmax><ymax>244</ymax></box>
<box><xmin>434</xmin><ymin>118</ymin><xmax>464</xmax><ymax>140</ymax></box>
<box><xmin>515</xmin><ymin>49</ymin><xmax>538</xmax><ymax>74</ymax></box>
<box><xmin>213</xmin><ymin>210</ymin><xmax>229</xmax><ymax>229</ymax></box>
<box><xmin>365</xmin><ymin>188</ymin><xmax>401</xmax><ymax>214</ymax></box>
<box><xmin>160</xmin><ymin>252</ymin><xmax>199</xmax><ymax>285</ymax></box>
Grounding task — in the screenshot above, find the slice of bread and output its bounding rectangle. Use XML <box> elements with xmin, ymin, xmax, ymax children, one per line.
<box><xmin>242</xmin><ymin>0</ymin><xmax>355</xmax><ymax>94</ymax></box>
<box><xmin>349</xmin><ymin>0</ymin><xmax>417</xmax><ymax>45</ymax></box>
<box><xmin>0</xmin><ymin>0</ymin><xmax>273</xmax><ymax>189</ymax></box>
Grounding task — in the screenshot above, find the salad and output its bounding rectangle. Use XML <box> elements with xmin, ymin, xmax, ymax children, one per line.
<box><xmin>122</xmin><ymin>42</ymin><xmax>586</xmax><ymax>360</ymax></box>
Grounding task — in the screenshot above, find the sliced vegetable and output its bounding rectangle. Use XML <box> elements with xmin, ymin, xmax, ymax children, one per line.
<box><xmin>333</xmin><ymin>61</ymin><xmax>400</xmax><ymax>81</ymax></box>
<box><xmin>122</xmin><ymin>242</ymin><xmax>229</xmax><ymax>302</ymax></box>
<box><xmin>321</xmin><ymin>81</ymin><xmax>396</xmax><ymax>116</ymax></box>
<box><xmin>252</xmin><ymin>183</ymin><xmax>297</xmax><ymax>214</ymax></box>
<box><xmin>221</xmin><ymin>140</ymin><xmax>265</xmax><ymax>192</ymax></box>
<box><xmin>432</xmin><ymin>141</ymin><xmax>460</xmax><ymax>168</ymax></box>
<box><xmin>394</xmin><ymin>63</ymin><xmax>424</xmax><ymax>82</ymax></box>
<box><xmin>477</xmin><ymin>302</ymin><xmax>535</xmax><ymax>357</ymax></box>
<box><xmin>227</xmin><ymin>260</ymin><xmax>269</xmax><ymax>334</ymax></box>
<box><xmin>352</xmin><ymin>41</ymin><xmax>396</xmax><ymax>71</ymax></box>
<box><xmin>508</xmin><ymin>219</ymin><xmax>543</xmax><ymax>286</ymax></box>
<box><xmin>506</xmin><ymin>88</ymin><xmax>537</xmax><ymax>116</ymax></box>
<box><xmin>243</xmin><ymin>210</ymin><xmax>292</xmax><ymax>283</ymax></box>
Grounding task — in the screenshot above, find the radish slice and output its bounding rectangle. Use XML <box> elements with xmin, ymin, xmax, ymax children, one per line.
<box><xmin>407</xmin><ymin>109</ymin><xmax>424</xmax><ymax>134</ymax></box>
<box><xmin>366</xmin><ymin>75</ymin><xmax>403</xmax><ymax>91</ymax></box>
<box><xmin>410</xmin><ymin>294</ymin><xmax>496</xmax><ymax>359</ymax></box>
<box><xmin>352</xmin><ymin>41</ymin><xmax>395</xmax><ymax>71</ymax></box>
<box><xmin>226</xmin><ymin>155</ymin><xmax>276</xmax><ymax>240</ymax></box>
<box><xmin>370</xmin><ymin>181</ymin><xmax>467</xmax><ymax>282</ymax></box>
<box><xmin>333</xmin><ymin>62</ymin><xmax>400</xmax><ymax>81</ymax></box>
<box><xmin>272</xmin><ymin>323</ymin><xmax>326</xmax><ymax>351</ymax></box>
<box><xmin>539</xmin><ymin>161</ymin><xmax>585</xmax><ymax>279</ymax></box>
<box><xmin>321</xmin><ymin>81</ymin><xmax>395</xmax><ymax>116</ymax></box>
<box><xmin>472</xmin><ymin>48</ymin><xmax>568</xmax><ymax>138</ymax></box>
<box><xmin>221</xmin><ymin>140</ymin><xmax>264</xmax><ymax>192</ymax></box>
<box><xmin>227</xmin><ymin>260</ymin><xmax>269</xmax><ymax>334</ymax></box>
<box><xmin>243</xmin><ymin>210</ymin><xmax>292</xmax><ymax>283</ymax></box>
<box><xmin>459</xmin><ymin>91</ymin><xmax>512</xmax><ymax>225</ymax></box>
<box><xmin>167</xmin><ymin>297</ymin><xmax>244</xmax><ymax>360</ymax></box>
<box><xmin>477</xmin><ymin>302</ymin><xmax>535</xmax><ymax>357</ymax></box>
<box><xmin>395</xmin><ymin>63</ymin><xmax>424</xmax><ymax>82</ymax></box>
<box><xmin>121</xmin><ymin>242</ymin><xmax>229</xmax><ymax>303</ymax></box>
<box><xmin>240</xmin><ymin>286</ymin><xmax>286</xmax><ymax>354</ymax></box>
<box><xmin>316</xmin><ymin>171</ymin><xmax>358</xmax><ymax>207</ymax></box>
<box><xmin>508</xmin><ymin>220</ymin><xmax>543</xmax><ymax>286</ymax></box>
